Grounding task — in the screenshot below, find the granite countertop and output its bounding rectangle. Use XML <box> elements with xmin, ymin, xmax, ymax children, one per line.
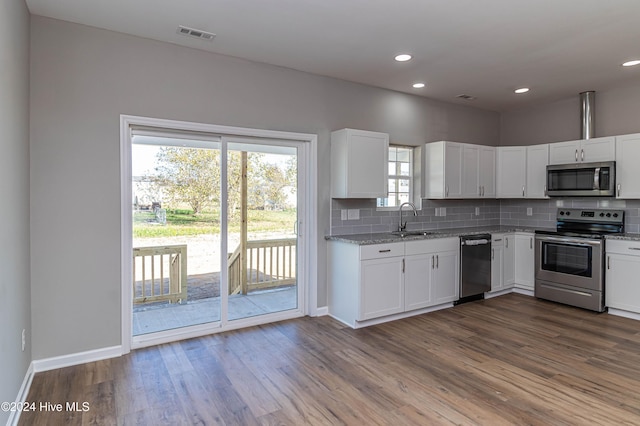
<box><xmin>605</xmin><ymin>233</ymin><xmax>640</xmax><ymax>241</ymax></box>
<box><xmin>326</xmin><ymin>226</ymin><xmax>555</xmax><ymax>245</ymax></box>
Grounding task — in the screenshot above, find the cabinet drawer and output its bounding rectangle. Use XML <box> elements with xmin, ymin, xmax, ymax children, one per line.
<box><xmin>491</xmin><ymin>233</ymin><xmax>505</xmax><ymax>247</ymax></box>
<box><xmin>606</xmin><ymin>239</ymin><xmax>640</xmax><ymax>256</ymax></box>
<box><xmin>360</xmin><ymin>242</ymin><xmax>404</xmax><ymax>260</ymax></box>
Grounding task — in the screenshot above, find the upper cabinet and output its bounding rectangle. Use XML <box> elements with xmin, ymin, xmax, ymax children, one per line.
<box><xmin>496</xmin><ymin>146</ymin><xmax>527</xmax><ymax>198</ymax></box>
<box><xmin>423</xmin><ymin>141</ymin><xmax>494</xmax><ymax>199</ymax></box>
<box><xmin>615</xmin><ymin>133</ymin><xmax>640</xmax><ymax>199</ymax></box>
<box><xmin>525</xmin><ymin>144</ymin><xmax>549</xmax><ymax>198</ymax></box>
<box><xmin>495</xmin><ymin>143</ymin><xmax>551</xmax><ymax>199</ymax></box>
<box><xmin>548</xmin><ymin>136</ymin><xmax>615</xmax><ymax>165</ymax></box>
<box><xmin>331</xmin><ymin>128</ymin><xmax>389</xmax><ymax>198</ymax></box>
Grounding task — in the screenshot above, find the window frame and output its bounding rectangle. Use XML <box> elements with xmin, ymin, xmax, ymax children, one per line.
<box><xmin>376</xmin><ymin>145</ymin><xmax>416</xmax><ymax>211</ymax></box>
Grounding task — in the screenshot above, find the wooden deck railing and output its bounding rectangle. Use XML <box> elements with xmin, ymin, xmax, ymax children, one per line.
<box><xmin>133</xmin><ymin>245</ymin><xmax>187</xmax><ymax>304</ymax></box>
<box><xmin>228</xmin><ymin>238</ymin><xmax>297</xmax><ymax>295</ymax></box>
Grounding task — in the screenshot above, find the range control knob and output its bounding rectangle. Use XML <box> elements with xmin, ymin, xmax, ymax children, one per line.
<box><xmin>560</xmin><ymin>211</ymin><xmax>565</xmax><ymax>216</ymax></box>
<box><xmin>613</xmin><ymin>213</ymin><xmax>619</xmax><ymax>218</ymax></box>
<box><xmin>566</xmin><ymin>211</ymin><xmax>571</xmax><ymax>216</ymax></box>
<box><xmin>606</xmin><ymin>213</ymin><xmax>612</xmax><ymax>217</ymax></box>
<box><xmin>600</xmin><ymin>212</ymin><xmax>605</xmax><ymax>217</ymax></box>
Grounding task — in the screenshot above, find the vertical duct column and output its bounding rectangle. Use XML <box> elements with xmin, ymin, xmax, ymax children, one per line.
<box><xmin>580</xmin><ymin>91</ymin><xmax>595</xmax><ymax>139</ymax></box>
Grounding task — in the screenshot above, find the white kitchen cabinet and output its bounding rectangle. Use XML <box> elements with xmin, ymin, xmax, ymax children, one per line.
<box><xmin>431</xmin><ymin>247</ymin><xmax>460</xmax><ymax>304</ymax></box>
<box><xmin>548</xmin><ymin>137</ymin><xmax>615</xmax><ymax>165</ymax></box>
<box><xmin>526</xmin><ymin>144</ymin><xmax>549</xmax><ymax>198</ymax></box>
<box><xmin>361</xmin><ymin>256</ymin><xmax>405</xmax><ymax>320</ymax></box>
<box><xmin>461</xmin><ymin>144</ymin><xmax>480</xmax><ymax>198</ymax></box>
<box><xmin>490</xmin><ymin>234</ymin><xmax>505</xmax><ymax>292</ymax></box>
<box><xmin>514</xmin><ymin>232</ymin><xmax>535</xmax><ymax>291</ymax></box>
<box><xmin>328</xmin><ymin>237</ymin><xmax>459</xmax><ymax>328</ymax></box>
<box><xmin>423</xmin><ymin>141</ymin><xmax>463</xmax><ymax>199</ymax></box>
<box><xmin>503</xmin><ymin>233</ymin><xmax>516</xmax><ymax>287</ymax></box>
<box><xmin>606</xmin><ymin>239</ymin><xmax>640</xmax><ymax>314</ymax></box>
<box><xmin>496</xmin><ymin>146</ymin><xmax>527</xmax><ymax>198</ymax></box>
<box><xmin>615</xmin><ymin>133</ymin><xmax>640</xmax><ymax>199</ymax></box>
<box><xmin>479</xmin><ymin>146</ymin><xmax>496</xmax><ymax>198</ymax></box>
<box><xmin>405</xmin><ymin>238</ymin><xmax>459</xmax><ymax>308</ymax></box>
<box><xmin>330</xmin><ymin>128</ymin><xmax>389</xmax><ymax>198</ymax></box>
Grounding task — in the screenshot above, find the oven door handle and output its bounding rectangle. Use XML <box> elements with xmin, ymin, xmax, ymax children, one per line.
<box><xmin>536</xmin><ymin>235</ymin><xmax>602</xmax><ymax>247</ymax></box>
<box><xmin>594</xmin><ymin>167</ymin><xmax>600</xmax><ymax>190</ymax></box>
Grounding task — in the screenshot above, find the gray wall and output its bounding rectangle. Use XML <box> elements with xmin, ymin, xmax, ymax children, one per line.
<box><xmin>500</xmin><ymin>83</ymin><xmax>640</xmax><ymax>145</ymax></box>
<box><xmin>30</xmin><ymin>16</ymin><xmax>500</xmax><ymax>359</ymax></box>
<box><xmin>0</xmin><ymin>0</ymin><xmax>31</xmax><ymax>422</ymax></box>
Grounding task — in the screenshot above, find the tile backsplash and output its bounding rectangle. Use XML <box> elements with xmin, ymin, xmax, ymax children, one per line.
<box><xmin>330</xmin><ymin>198</ymin><xmax>640</xmax><ymax>235</ymax></box>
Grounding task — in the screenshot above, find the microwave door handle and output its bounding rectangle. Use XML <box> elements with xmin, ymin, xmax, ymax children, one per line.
<box><xmin>594</xmin><ymin>167</ymin><xmax>600</xmax><ymax>190</ymax></box>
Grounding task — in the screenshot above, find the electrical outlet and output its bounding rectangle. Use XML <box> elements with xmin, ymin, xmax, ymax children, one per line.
<box><xmin>440</xmin><ymin>207</ymin><xmax>446</xmax><ymax>216</ymax></box>
<box><xmin>341</xmin><ymin>209</ymin><xmax>347</xmax><ymax>220</ymax></box>
<box><xmin>527</xmin><ymin>207</ymin><xmax>533</xmax><ymax>216</ymax></box>
<box><xmin>475</xmin><ymin>207</ymin><xmax>480</xmax><ymax>216</ymax></box>
<box><xmin>21</xmin><ymin>329</ymin><xmax>25</xmax><ymax>352</ymax></box>
<box><xmin>347</xmin><ymin>209</ymin><xmax>360</xmax><ymax>220</ymax></box>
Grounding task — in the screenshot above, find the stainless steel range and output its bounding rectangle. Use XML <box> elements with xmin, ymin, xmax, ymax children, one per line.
<box><xmin>534</xmin><ymin>208</ymin><xmax>624</xmax><ymax>312</ymax></box>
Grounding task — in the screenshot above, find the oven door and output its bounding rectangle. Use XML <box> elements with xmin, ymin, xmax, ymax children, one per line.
<box><xmin>534</xmin><ymin>235</ymin><xmax>602</xmax><ymax>291</ymax></box>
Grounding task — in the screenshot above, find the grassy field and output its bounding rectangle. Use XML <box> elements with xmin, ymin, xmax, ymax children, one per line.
<box><xmin>133</xmin><ymin>208</ymin><xmax>297</xmax><ymax>238</ymax></box>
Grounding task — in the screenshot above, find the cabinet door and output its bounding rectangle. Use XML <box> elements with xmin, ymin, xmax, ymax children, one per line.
<box><xmin>581</xmin><ymin>137</ymin><xmax>615</xmax><ymax>163</ymax></box>
<box><xmin>360</xmin><ymin>257</ymin><xmax>404</xmax><ymax>320</ymax></box>
<box><xmin>549</xmin><ymin>140</ymin><xmax>580</xmax><ymax>165</ymax></box>
<box><xmin>491</xmin><ymin>237</ymin><xmax>504</xmax><ymax>292</ymax></box>
<box><xmin>462</xmin><ymin>144</ymin><xmax>480</xmax><ymax>198</ymax></box>
<box><xmin>444</xmin><ymin>142</ymin><xmax>463</xmax><ymax>198</ymax></box>
<box><xmin>526</xmin><ymin>144</ymin><xmax>549</xmax><ymax>198</ymax></box>
<box><xmin>432</xmin><ymin>250</ymin><xmax>459</xmax><ymax>304</ymax></box>
<box><xmin>496</xmin><ymin>147</ymin><xmax>526</xmax><ymax>198</ymax></box>
<box><xmin>404</xmin><ymin>254</ymin><xmax>433</xmax><ymax>311</ymax></box>
<box><xmin>606</xmin><ymin>253</ymin><xmax>640</xmax><ymax>313</ymax></box>
<box><xmin>503</xmin><ymin>234</ymin><xmax>515</xmax><ymax>286</ymax></box>
<box><xmin>616</xmin><ymin>133</ymin><xmax>640</xmax><ymax>199</ymax></box>
<box><xmin>515</xmin><ymin>233</ymin><xmax>535</xmax><ymax>290</ymax></box>
<box><xmin>479</xmin><ymin>146</ymin><xmax>496</xmax><ymax>198</ymax></box>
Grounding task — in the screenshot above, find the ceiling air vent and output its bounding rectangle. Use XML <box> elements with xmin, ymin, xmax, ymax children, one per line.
<box><xmin>456</xmin><ymin>94</ymin><xmax>477</xmax><ymax>101</ymax></box>
<box><xmin>177</xmin><ymin>25</ymin><xmax>216</xmax><ymax>41</ymax></box>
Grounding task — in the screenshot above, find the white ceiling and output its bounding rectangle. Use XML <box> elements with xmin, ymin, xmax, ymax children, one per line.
<box><xmin>25</xmin><ymin>0</ymin><xmax>640</xmax><ymax>112</ymax></box>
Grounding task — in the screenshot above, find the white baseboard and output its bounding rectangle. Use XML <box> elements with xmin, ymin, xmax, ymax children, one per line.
<box><xmin>608</xmin><ymin>308</ymin><xmax>640</xmax><ymax>321</ymax></box>
<box><xmin>7</xmin><ymin>362</ymin><xmax>35</xmax><ymax>426</ymax></box>
<box><xmin>512</xmin><ymin>287</ymin><xmax>535</xmax><ymax>297</ymax></box>
<box><xmin>32</xmin><ymin>345</ymin><xmax>123</xmax><ymax>373</ymax></box>
<box><xmin>313</xmin><ymin>306</ymin><xmax>329</xmax><ymax>317</ymax></box>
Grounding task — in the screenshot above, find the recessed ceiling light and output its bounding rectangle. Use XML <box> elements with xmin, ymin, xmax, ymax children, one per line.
<box><xmin>395</xmin><ymin>54</ymin><xmax>412</xmax><ymax>62</ymax></box>
<box><xmin>623</xmin><ymin>60</ymin><xmax>640</xmax><ymax>67</ymax></box>
<box><xmin>515</xmin><ymin>87</ymin><xmax>530</xmax><ymax>94</ymax></box>
<box><xmin>412</xmin><ymin>83</ymin><xmax>425</xmax><ymax>89</ymax></box>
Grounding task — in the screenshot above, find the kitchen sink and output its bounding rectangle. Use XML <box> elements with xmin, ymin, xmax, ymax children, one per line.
<box><xmin>390</xmin><ymin>230</ymin><xmax>433</xmax><ymax>238</ymax></box>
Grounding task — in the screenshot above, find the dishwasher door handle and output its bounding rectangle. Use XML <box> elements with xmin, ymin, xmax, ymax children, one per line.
<box><xmin>462</xmin><ymin>239</ymin><xmax>490</xmax><ymax>246</ymax></box>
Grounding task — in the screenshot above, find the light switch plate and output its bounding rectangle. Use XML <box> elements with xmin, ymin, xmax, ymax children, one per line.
<box><xmin>341</xmin><ymin>209</ymin><xmax>347</xmax><ymax>220</ymax></box>
<box><xmin>527</xmin><ymin>207</ymin><xmax>533</xmax><ymax>216</ymax></box>
<box><xmin>347</xmin><ymin>209</ymin><xmax>360</xmax><ymax>220</ymax></box>
<box><xmin>475</xmin><ymin>207</ymin><xmax>480</xmax><ymax>216</ymax></box>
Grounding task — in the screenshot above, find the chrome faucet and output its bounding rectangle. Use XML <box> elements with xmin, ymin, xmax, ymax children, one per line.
<box><xmin>398</xmin><ymin>202</ymin><xmax>418</xmax><ymax>232</ymax></box>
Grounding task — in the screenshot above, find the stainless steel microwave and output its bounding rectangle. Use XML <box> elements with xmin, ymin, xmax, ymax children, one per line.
<box><xmin>546</xmin><ymin>161</ymin><xmax>615</xmax><ymax>197</ymax></box>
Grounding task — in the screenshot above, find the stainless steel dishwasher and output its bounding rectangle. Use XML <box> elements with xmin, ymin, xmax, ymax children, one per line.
<box><xmin>457</xmin><ymin>234</ymin><xmax>491</xmax><ymax>304</ymax></box>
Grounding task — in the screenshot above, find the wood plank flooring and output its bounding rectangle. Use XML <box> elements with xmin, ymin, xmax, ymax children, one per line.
<box><xmin>19</xmin><ymin>294</ymin><xmax>640</xmax><ymax>425</ymax></box>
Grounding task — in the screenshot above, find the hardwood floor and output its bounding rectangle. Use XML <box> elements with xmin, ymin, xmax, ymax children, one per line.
<box><xmin>20</xmin><ymin>294</ymin><xmax>640</xmax><ymax>425</ymax></box>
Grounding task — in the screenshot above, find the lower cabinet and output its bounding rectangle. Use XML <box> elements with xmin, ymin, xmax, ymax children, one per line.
<box><xmin>606</xmin><ymin>240</ymin><xmax>640</xmax><ymax>314</ymax></box>
<box><xmin>328</xmin><ymin>238</ymin><xmax>459</xmax><ymax>328</ymax></box>
<box><xmin>514</xmin><ymin>232</ymin><xmax>535</xmax><ymax>291</ymax></box>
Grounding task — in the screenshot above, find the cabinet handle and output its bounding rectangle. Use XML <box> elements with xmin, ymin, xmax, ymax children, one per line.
<box><xmin>530</xmin><ymin>237</ymin><xmax>533</xmax><ymax>249</ymax></box>
<box><xmin>522</xmin><ymin>186</ymin><xmax>525</xmax><ymax>197</ymax></box>
<box><xmin>581</xmin><ymin>149</ymin><xmax>584</xmax><ymax>161</ymax></box>
<box><xmin>446</xmin><ymin>186</ymin><xmax>449</xmax><ymax>197</ymax></box>
<box><xmin>607</xmin><ymin>256</ymin><xmax>610</xmax><ymax>270</ymax></box>
<box><xmin>505</xmin><ymin>238</ymin><xmax>509</xmax><ymax>248</ymax></box>
<box><xmin>575</xmin><ymin>149</ymin><xmax>578</xmax><ymax>162</ymax></box>
<box><xmin>617</xmin><ymin>183</ymin><xmax>621</xmax><ymax>197</ymax></box>
<box><xmin>482</xmin><ymin>186</ymin><xmax>485</xmax><ymax>197</ymax></box>
<box><xmin>492</xmin><ymin>248</ymin><xmax>494</xmax><ymax>260</ymax></box>
<box><xmin>436</xmin><ymin>255</ymin><xmax>439</xmax><ymax>268</ymax></box>
<box><xmin>402</xmin><ymin>258</ymin><xmax>405</xmax><ymax>273</ymax></box>
<box><xmin>431</xmin><ymin>255</ymin><xmax>435</xmax><ymax>269</ymax></box>
<box><xmin>379</xmin><ymin>249</ymin><xmax>391</xmax><ymax>253</ymax></box>
<box><xmin>494</xmin><ymin>238</ymin><xmax>502</xmax><ymax>242</ymax></box>
<box><xmin>628</xmin><ymin>247</ymin><xmax>640</xmax><ymax>251</ymax></box>
<box><xmin>479</xmin><ymin>186</ymin><xmax>482</xmax><ymax>197</ymax></box>
<box><xmin>544</xmin><ymin>185</ymin><xmax>547</xmax><ymax>197</ymax></box>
